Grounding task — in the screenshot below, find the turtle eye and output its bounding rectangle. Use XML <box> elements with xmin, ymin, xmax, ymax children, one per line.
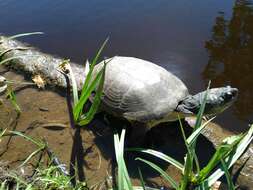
<box><xmin>224</xmin><ymin>88</ymin><xmax>238</xmax><ymax>100</ymax></box>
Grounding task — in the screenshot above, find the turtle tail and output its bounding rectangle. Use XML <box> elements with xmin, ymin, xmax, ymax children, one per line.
<box><xmin>176</xmin><ymin>86</ymin><xmax>238</xmax><ymax>116</ymax></box>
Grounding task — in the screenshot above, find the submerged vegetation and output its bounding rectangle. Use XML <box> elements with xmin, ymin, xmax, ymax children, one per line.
<box><xmin>0</xmin><ymin>33</ymin><xmax>253</xmax><ymax>190</ymax></box>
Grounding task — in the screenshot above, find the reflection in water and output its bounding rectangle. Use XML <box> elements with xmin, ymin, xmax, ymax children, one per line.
<box><xmin>203</xmin><ymin>0</ymin><xmax>253</xmax><ymax>122</ymax></box>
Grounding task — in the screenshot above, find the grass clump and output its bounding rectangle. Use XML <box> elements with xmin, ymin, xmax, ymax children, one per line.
<box><xmin>129</xmin><ymin>85</ymin><xmax>253</xmax><ymax>190</ymax></box>
<box><xmin>58</xmin><ymin>38</ymin><xmax>109</xmax><ymax>128</ymax></box>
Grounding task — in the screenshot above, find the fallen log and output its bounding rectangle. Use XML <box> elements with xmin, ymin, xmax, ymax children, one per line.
<box><xmin>0</xmin><ymin>36</ymin><xmax>252</xmax><ymax>188</ymax></box>
<box><xmin>0</xmin><ymin>36</ymin><xmax>86</xmax><ymax>90</ymax></box>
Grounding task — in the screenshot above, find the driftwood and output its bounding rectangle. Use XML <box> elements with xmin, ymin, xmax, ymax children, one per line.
<box><xmin>0</xmin><ymin>36</ymin><xmax>86</xmax><ymax>90</ymax></box>
<box><xmin>0</xmin><ymin>36</ymin><xmax>252</xmax><ymax>188</ymax></box>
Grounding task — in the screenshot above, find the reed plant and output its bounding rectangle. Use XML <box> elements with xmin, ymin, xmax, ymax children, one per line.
<box><xmin>58</xmin><ymin>39</ymin><xmax>108</xmax><ymax>128</ymax></box>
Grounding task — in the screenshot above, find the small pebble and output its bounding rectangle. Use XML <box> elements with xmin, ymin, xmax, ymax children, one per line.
<box><xmin>39</xmin><ymin>107</ymin><xmax>49</xmax><ymax>112</ymax></box>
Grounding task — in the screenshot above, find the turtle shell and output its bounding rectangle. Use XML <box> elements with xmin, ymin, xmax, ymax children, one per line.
<box><xmin>93</xmin><ymin>56</ymin><xmax>189</xmax><ymax>123</ymax></box>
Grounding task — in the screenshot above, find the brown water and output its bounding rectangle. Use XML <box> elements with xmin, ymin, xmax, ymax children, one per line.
<box><xmin>0</xmin><ymin>2</ymin><xmax>252</xmax><ymax>128</ymax></box>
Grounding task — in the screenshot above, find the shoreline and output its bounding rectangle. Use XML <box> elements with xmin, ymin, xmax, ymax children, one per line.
<box><xmin>1</xmin><ymin>36</ymin><xmax>252</xmax><ymax>188</ymax></box>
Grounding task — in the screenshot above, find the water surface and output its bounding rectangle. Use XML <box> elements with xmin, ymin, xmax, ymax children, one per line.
<box><xmin>0</xmin><ymin>0</ymin><xmax>252</xmax><ymax>132</ymax></box>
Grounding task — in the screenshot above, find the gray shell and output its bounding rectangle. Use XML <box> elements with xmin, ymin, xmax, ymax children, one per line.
<box><xmin>94</xmin><ymin>56</ymin><xmax>189</xmax><ymax>123</ymax></box>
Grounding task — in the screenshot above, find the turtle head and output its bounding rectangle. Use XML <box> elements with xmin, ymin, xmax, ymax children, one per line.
<box><xmin>213</xmin><ymin>86</ymin><xmax>238</xmax><ymax>105</ymax></box>
<box><xmin>196</xmin><ymin>86</ymin><xmax>238</xmax><ymax>116</ymax></box>
<box><xmin>177</xmin><ymin>86</ymin><xmax>238</xmax><ymax>117</ymax></box>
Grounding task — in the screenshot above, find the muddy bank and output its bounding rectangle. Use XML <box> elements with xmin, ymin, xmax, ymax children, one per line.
<box><xmin>0</xmin><ymin>36</ymin><xmax>253</xmax><ymax>189</ymax></box>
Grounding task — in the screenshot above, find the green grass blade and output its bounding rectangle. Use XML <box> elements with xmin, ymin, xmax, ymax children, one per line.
<box><xmin>120</xmin><ymin>130</ymin><xmax>133</xmax><ymax>190</ymax></box>
<box><xmin>136</xmin><ymin>158</ymin><xmax>178</xmax><ymax>189</ymax></box>
<box><xmin>79</xmin><ymin>38</ymin><xmax>109</xmax><ymax>97</ymax></box>
<box><xmin>205</xmin><ymin>124</ymin><xmax>253</xmax><ymax>187</ymax></box>
<box><xmin>114</xmin><ymin>129</ymin><xmax>133</xmax><ymax>190</ymax></box>
<box><xmin>183</xmin><ymin>82</ymin><xmax>210</xmax><ymax>180</ymax></box>
<box><xmin>128</xmin><ymin>148</ymin><xmax>183</xmax><ymax>171</ymax></box>
<box><xmin>180</xmin><ymin>153</ymin><xmax>192</xmax><ymax>190</ymax></box>
<box><xmin>178</xmin><ymin>116</ymin><xmax>193</xmax><ymax>190</ymax></box>
<box><xmin>186</xmin><ymin>117</ymin><xmax>216</xmax><ymax>146</ymax></box>
<box><xmin>7</xmin><ymin>32</ymin><xmax>43</xmax><ymax>40</ymax></box>
<box><xmin>20</xmin><ymin>148</ymin><xmax>43</xmax><ymax>167</ymax></box>
<box><xmin>194</xmin><ymin>182</ymin><xmax>208</xmax><ymax>190</ymax></box>
<box><xmin>221</xmin><ymin>159</ymin><xmax>235</xmax><ymax>190</ymax></box>
<box><xmin>0</xmin><ymin>56</ymin><xmax>22</xmax><ymax>65</ymax></box>
<box><xmin>78</xmin><ymin>62</ymin><xmax>106</xmax><ymax>126</ymax></box>
<box><xmin>73</xmin><ymin>67</ymin><xmax>103</xmax><ymax>121</ymax></box>
<box><xmin>9</xmin><ymin>131</ymin><xmax>44</xmax><ymax>148</ymax></box>
<box><xmin>114</xmin><ymin>133</ymin><xmax>123</xmax><ymax>190</ymax></box>
<box><xmin>197</xmin><ymin>134</ymin><xmax>243</xmax><ymax>182</ymax></box>
<box><xmin>138</xmin><ymin>167</ymin><xmax>146</xmax><ymax>190</ymax></box>
<box><xmin>6</xmin><ymin>88</ymin><xmax>21</xmax><ymax>114</ymax></box>
<box><xmin>0</xmin><ymin>128</ymin><xmax>7</xmax><ymax>139</ymax></box>
<box><xmin>114</xmin><ymin>133</ymin><xmax>120</xmax><ymax>161</ymax></box>
<box><xmin>74</xmin><ymin>38</ymin><xmax>110</xmax><ymax>121</ymax></box>
<box><xmin>0</xmin><ymin>180</ymin><xmax>7</xmax><ymax>190</ymax></box>
<box><xmin>0</xmin><ymin>47</ymin><xmax>29</xmax><ymax>57</ymax></box>
<box><xmin>193</xmin><ymin>81</ymin><xmax>211</xmax><ymax>132</ymax></box>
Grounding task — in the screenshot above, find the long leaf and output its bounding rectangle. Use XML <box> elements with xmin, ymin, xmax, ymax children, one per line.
<box><xmin>136</xmin><ymin>158</ymin><xmax>178</xmax><ymax>189</ymax></box>
<box><xmin>204</xmin><ymin>124</ymin><xmax>253</xmax><ymax>187</ymax></box>
<box><xmin>128</xmin><ymin>148</ymin><xmax>183</xmax><ymax>171</ymax></box>
<box><xmin>138</xmin><ymin>167</ymin><xmax>146</xmax><ymax>190</ymax></box>
<box><xmin>178</xmin><ymin>116</ymin><xmax>193</xmax><ymax>190</ymax></box>
<box><xmin>193</xmin><ymin>81</ymin><xmax>211</xmax><ymax>132</ymax></box>
<box><xmin>79</xmin><ymin>38</ymin><xmax>109</xmax><ymax>97</ymax></box>
<box><xmin>114</xmin><ymin>133</ymin><xmax>123</xmax><ymax>190</ymax></box>
<box><xmin>221</xmin><ymin>159</ymin><xmax>235</xmax><ymax>190</ymax></box>
<box><xmin>7</xmin><ymin>32</ymin><xmax>43</xmax><ymax>40</ymax></box>
<box><xmin>114</xmin><ymin>129</ymin><xmax>133</xmax><ymax>190</ymax></box>
<box><xmin>186</xmin><ymin>117</ymin><xmax>216</xmax><ymax>146</ymax></box>
<box><xmin>197</xmin><ymin>134</ymin><xmax>243</xmax><ymax>182</ymax></box>
<box><xmin>78</xmin><ymin>62</ymin><xmax>106</xmax><ymax>126</ymax></box>
<box><xmin>20</xmin><ymin>148</ymin><xmax>43</xmax><ymax>167</ymax></box>
<box><xmin>120</xmin><ymin>130</ymin><xmax>133</xmax><ymax>190</ymax></box>
<box><xmin>7</xmin><ymin>88</ymin><xmax>21</xmax><ymax>114</ymax></box>
<box><xmin>73</xmin><ymin>67</ymin><xmax>103</xmax><ymax>121</ymax></box>
<box><xmin>0</xmin><ymin>56</ymin><xmax>22</xmax><ymax>65</ymax></box>
<box><xmin>0</xmin><ymin>129</ymin><xmax>7</xmax><ymax>140</ymax></box>
<box><xmin>10</xmin><ymin>131</ymin><xmax>44</xmax><ymax>148</ymax></box>
<box><xmin>0</xmin><ymin>47</ymin><xmax>29</xmax><ymax>57</ymax></box>
<box><xmin>74</xmin><ymin>38</ymin><xmax>110</xmax><ymax>120</ymax></box>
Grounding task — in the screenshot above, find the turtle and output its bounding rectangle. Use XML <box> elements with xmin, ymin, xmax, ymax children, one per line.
<box><xmin>91</xmin><ymin>56</ymin><xmax>238</xmax><ymax>141</ymax></box>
